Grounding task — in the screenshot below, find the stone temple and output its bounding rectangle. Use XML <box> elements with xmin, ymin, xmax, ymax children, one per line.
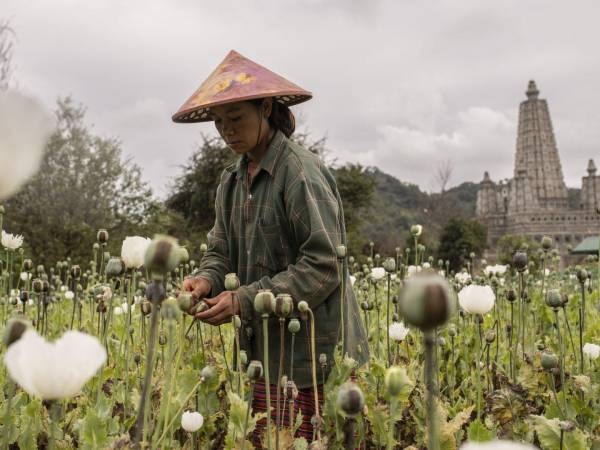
<box><xmin>476</xmin><ymin>80</ymin><xmax>600</xmax><ymax>256</ymax></box>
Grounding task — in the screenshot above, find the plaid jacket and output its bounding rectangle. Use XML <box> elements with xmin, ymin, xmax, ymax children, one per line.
<box><xmin>195</xmin><ymin>129</ymin><xmax>368</xmax><ymax>388</ymax></box>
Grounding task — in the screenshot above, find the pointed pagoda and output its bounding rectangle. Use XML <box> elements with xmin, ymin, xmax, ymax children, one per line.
<box><xmin>514</xmin><ymin>80</ymin><xmax>569</xmax><ymax>209</ymax></box>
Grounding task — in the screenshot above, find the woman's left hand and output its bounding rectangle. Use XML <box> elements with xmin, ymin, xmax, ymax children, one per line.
<box><xmin>195</xmin><ymin>291</ymin><xmax>240</xmax><ymax>325</ymax></box>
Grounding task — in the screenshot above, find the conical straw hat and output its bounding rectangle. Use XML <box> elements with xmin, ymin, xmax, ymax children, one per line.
<box><xmin>172</xmin><ymin>50</ymin><xmax>312</xmax><ymax>123</ymax></box>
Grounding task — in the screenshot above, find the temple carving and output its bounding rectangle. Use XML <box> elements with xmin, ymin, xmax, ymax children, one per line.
<box><xmin>476</xmin><ymin>81</ymin><xmax>600</xmax><ymax>254</ymax></box>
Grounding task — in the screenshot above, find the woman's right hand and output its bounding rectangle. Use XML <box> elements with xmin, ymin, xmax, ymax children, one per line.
<box><xmin>182</xmin><ymin>276</ymin><xmax>212</xmax><ymax>301</ymax></box>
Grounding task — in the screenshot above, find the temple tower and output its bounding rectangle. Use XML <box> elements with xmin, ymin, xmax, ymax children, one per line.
<box><xmin>581</xmin><ymin>159</ymin><xmax>599</xmax><ymax>211</ymax></box>
<box><xmin>514</xmin><ymin>80</ymin><xmax>569</xmax><ymax>210</ymax></box>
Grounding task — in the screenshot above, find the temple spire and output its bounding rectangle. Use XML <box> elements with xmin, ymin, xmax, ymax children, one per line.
<box><xmin>588</xmin><ymin>159</ymin><xmax>597</xmax><ymax>175</ymax></box>
<box><xmin>526</xmin><ymin>80</ymin><xmax>539</xmax><ymax>100</ymax></box>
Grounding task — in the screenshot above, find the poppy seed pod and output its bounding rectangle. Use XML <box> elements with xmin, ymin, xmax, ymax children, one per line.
<box><xmin>178</xmin><ymin>247</ymin><xmax>190</xmax><ymax>264</ymax></box>
<box><xmin>319</xmin><ymin>353</ymin><xmax>327</xmax><ymax>367</ymax></box>
<box><xmin>541</xmin><ymin>236</ymin><xmax>553</xmax><ymax>250</ymax></box>
<box><xmin>546</xmin><ymin>289</ymin><xmax>563</xmax><ymax>309</ymax></box>
<box><xmin>288</xmin><ymin>318</ymin><xmax>301</xmax><ymax>334</ymax></box>
<box><xmin>200</xmin><ymin>365</ymin><xmax>217</xmax><ymax>382</ymax></box>
<box><xmin>297</xmin><ymin>300</ymin><xmax>310</xmax><ymax>313</ymax></box>
<box><xmin>506</xmin><ymin>289</ymin><xmax>517</xmax><ymax>303</ymax></box>
<box><xmin>247</xmin><ymin>360</ymin><xmax>263</xmax><ymax>381</ymax></box>
<box><xmin>177</xmin><ymin>292</ymin><xmax>193</xmax><ymax>312</ymax></box>
<box><xmin>232</xmin><ymin>315</ymin><xmax>242</xmax><ymax>329</ymax></box>
<box><xmin>385</xmin><ymin>366</ymin><xmax>411</xmax><ymax>397</ymax></box>
<box><xmin>541</xmin><ymin>351</ymin><xmax>559</xmax><ymax>370</ymax></box>
<box><xmin>398</xmin><ymin>274</ymin><xmax>454</xmax><ymax>331</ymax></box>
<box><xmin>199</xmin><ymin>243</ymin><xmax>208</xmax><ymax>253</ymax></box>
<box><xmin>285</xmin><ymin>380</ymin><xmax>299</xmax><ymax>399</ymax></box>
<box><xmin>3</xmin><ymin>317</ymin><xmax>30</xmax><ymax>347</ymax></box>
<box><xmin>254</xmin><ymin>289</ymin><xmax>275</xmax><ymax>314</ymax></box>
<box><xmin>274</xmin><ymin>293</ymin><xmax>294</xmax><ymax>318</ymax></box>
<box><xmin>512</xmin><ymin>251</ymin><xmax>528</xmax><ymax>272</ymax></box>
<box><xmin>97</xmin><ymin>229</ymin><xmax>109</xmax><ymax>244</ymax></box>
<box><xmin>448</xmin><ymin>324</ymin><xmax>457</xmax><ymax>337</ymax></box>
<box><xmin>577</xmin><ymin>268</ymin><xmax>588</xmax><ymax>284</ymax></box>
<box><xmin>383</xmin><ymin>257</ymin><xmax>396</xmax><ymax>273</ymax></box>
<box><xmin>336</xmin><ymin>382</ymin><xmax>365</xmax><ymax>417</ymax></box>
<box><xmin>239</xmin><ymin>350</ymin><xmax>248</xmax><ymax>366</ymax></box>
<box><xmin>70</xmin><ymin>265</ymin><xmax>81</xmax><ymax>279</ymax></box>
<box><xmin>336</xmin><ymin>245</ymin><xmax>347</xmax><ymax>259</ymax></box>
<box><xmin>105</xmin><ymin>257</ymin><xmax>125</xmax><ymax>278</ymax></box>
<box><xmin>141</xmin><ymin>301</ymin><xmax>152</xmax><ymax>316</ymax></box>
<box><xmin>191</xmin><ymin>301</ymin><xmax>209</xmax><ymax>314</ymax></box>
<box><xmin>22</xmin><ymin>259</ymin><xmax>33</xmax><ymax>271</ymax></box>
<box><xmin>19</xmin><ymin>290</ymin><xmax>29</xmax><ymax>303</ymax></box>
<box><xmin>224</xmin><ymin>273</ymin><xmax>240</xmax><ymax>291</ymax></box>
<box><xmin>410</xmin><ymin>224</ymin><xmax>423</xmax><ymax>237</ymax></box>
<box><xmin>32</xmin><ymin>279</ymin><xmax>43</xmax><ymax>293</ymax></box>
<box><xmin>159</xmin><ymin>333</ymin><xmax>167</xmax><ymax>346</ymax></box>
<box><xmin>144</xmin><ymin>235</ymin><xmax>182</xmax><ymax>273</ymax></box>
<box><xmin>485</xmin><ymin>330</ymin><xmax>496</xmax><ymax>343</ymax></box>
<box><xmin>145</xmin><ymin>280</ymin><xmax>167</xmax><ymax>304</ymax></box>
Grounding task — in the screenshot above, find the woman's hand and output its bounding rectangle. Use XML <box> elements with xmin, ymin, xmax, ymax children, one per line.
<box><xmin>195</xmin><ymin>291</ymin><xmax>240</xmax><ymax>326</ymax></box>
<box><xmin>182</xmin><ymin>276</ymin><xmax>212</xmax><ymax>301</ymax></box>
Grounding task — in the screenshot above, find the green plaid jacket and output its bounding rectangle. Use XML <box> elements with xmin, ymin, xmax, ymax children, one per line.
<box><xmin>195</xmin><ymin>129</ymin><xmax>369</xmax><ymax>388</ymax></box>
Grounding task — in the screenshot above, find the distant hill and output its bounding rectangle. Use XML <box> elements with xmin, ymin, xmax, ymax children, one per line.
<box><xmin>358</xmin><ymin>167</ymin><xmax>582</xmax><ymax>255</ymax></box>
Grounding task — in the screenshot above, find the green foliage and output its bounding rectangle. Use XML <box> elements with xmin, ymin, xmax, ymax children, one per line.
<box><xmin>3</xmin><ymin>97</ymin><xmax>158</xmax><ymax>266</ymax></box>
<box><xmin>531</xmin><ymin>415</ymin><xmax>588</xmax><ymax>450</ymax></box>
<box><xmin>437</xmin><ymin>218</ymin><xmax>487</xmax><ymax>271</ymax></box>
<box><xmin>497</xmin><ymin>234</ymin><xmax>541</xmax><ymax>267</ymax></box>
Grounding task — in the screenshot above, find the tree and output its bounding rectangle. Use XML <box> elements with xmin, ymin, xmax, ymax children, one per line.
<box><xmin>437</xmin><ymin>218</ymin><xmax>487</xmax><ymax>271</ymax></box>
<box><xmin>166</xmin><ymin>134</ymin><xmax>236</xmax><ymax>231</ymax></box>
<box><xmin>3</xmin><ymin>97</ymin><xmax>157</xmax><ymax>266</ymax></box>
<box><xmin>434</xmin><ymin>159</ymin><xmax>454</xmax><ymax>193</ymax></box>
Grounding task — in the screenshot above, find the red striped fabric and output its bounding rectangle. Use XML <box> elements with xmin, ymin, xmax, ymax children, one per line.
<box><xmin>250</xmin><ymin>379</ymin><xmax>324</xmax><ymax>448</ymax></box>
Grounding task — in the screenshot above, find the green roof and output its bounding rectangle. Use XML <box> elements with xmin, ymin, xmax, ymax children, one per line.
<box><xmin>571</xmin><ymin>236</ymin><xmax>600</xmax><ymax>255</ymax></box>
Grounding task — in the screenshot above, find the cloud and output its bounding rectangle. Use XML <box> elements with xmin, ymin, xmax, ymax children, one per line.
<box><xmin>3</xmin><ymin>0</ymin><xmax>600</xmax><ymax>196</ymax></box>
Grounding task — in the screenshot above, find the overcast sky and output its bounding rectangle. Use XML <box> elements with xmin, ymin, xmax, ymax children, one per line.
<box><xmin>4</xmin><ymin>0</ymin><xmax>600</xmax><ymax>197</ymax></box>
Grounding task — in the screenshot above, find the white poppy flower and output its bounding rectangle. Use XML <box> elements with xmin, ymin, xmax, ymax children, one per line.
<box><xmin>181</xmin><ymin>410</ymin><xmax>204</xmax><ymax>432</ymax></box>
<box><xmin>583</xmin><ymin>343</ymin><xmax>600</xmax><ymax>360</ymax></box>
<box><xmin>1</xmin><ymin>230</ymin><xmax>24</xmax><ymax>250</ymax></box>
<box><xmin>113</xmin><ymin>306</ymin><xmax>124</xmax><ymax>316</ymax></box>
<box><xmin>371</xmin><ymin>267</ymin><xmax>385</xmax><ymax>280</ymax></box>
<box><xmin>422</xmin><ymin>262</ymin><xmax>431</xmax><ymax>269</ymax></box>
<box><xmin>544</xmin><ymin>268</ymin><xmax>550</xmax><ymax>276</ymax></box>
<box><xmin>20</xmin><ymin>272</ymin><xmax>31</xmax><ymax>282</ymax></box>
<box><xmin>64</xmin><ymin>291</ymin><xmax>75</xmax><ymax>300</ymax></box>
<box><xmin>3</xmin><ymin>329</ymin><xmax>106</xmax><ymax>400</ymax></box>
<box><xmin>483</xmin><ymin>265</ymin><xmax>508</xmax><ymax>276</ymax></box>
<box><xmin>460</xmin><ymin>440</ymin><xmax>536</xmax><ymax>449</ymax></box>
<box><xmin>406</xmin><ymin>265</ymin><xmax>421</xmax><ymax>277</ymax></box>
<box><xmin>60</xmin><ymin>285</ymin><xmax>68</xmax><ymax>292</ymax></box>
<box><xmin>455</xmin><ymin>271</ymin><xmax>471</xmax><ymax>284</ymax></box>
<box><xmin>0</xmin><ymin>90</ymin><xmax>54</xmax><ymax>201</ymax></box>
<box><xmin>458</xmin><ymin>284</ymin><xmax>495</xmax><ymax>315</ymax></box>
<box><xmin>388</xmin><ymin>322</ymin><xmax>410</xmax><ymax>341</ymax></box>
<box><xmin>121</xmin><ymin>236</ymin><xmax>152</xmax><ymax>269</ymax></box>
<box><xmin>349</xmin><ymin>275</ymin><xmax>356</xmax><ymax>286</ymax></box>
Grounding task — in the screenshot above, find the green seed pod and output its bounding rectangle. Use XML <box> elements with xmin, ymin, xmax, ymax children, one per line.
<box><xmin>385</xmin><ymin>366</ymin><xmax>411</xmax><ymax>397</ymax></box>
<box><xmin>577</xmin><ymin>268</ymin><xmax>588</xmax><ymax>284</ymax></box>
<box><xmin>512</xmin><ymin>251</ymin><xmax>528</xmax><ymax>272</ymax></box>
<box><xmin>541</xmin><ymin>235</ymin><xmax>553</xmax><ymax>250</ymax></box>
<box><xmin>97</xmin><ymin>229</ymin><xmax>109</xmax><ymax>244</ymax></box>
<box><xmin>410</xmin><ymin>224</ymin><xmax>422</xmax><ymax>237</ymax></box>
<box><xmin>93</xmin><ymin>242</ymin><xmax>100</xmax><ymax>251</ymax></box>
<box><xmin>398</xmin><ymin>274</ymin><xmax>454</xmax><ymax>331</ymax></box>
<box><xmin>254</xmin><ymin>289</ymin><xmax>275</xmax><ymax>314</ymax></box>
<box><xmin>70</xmin><ymin>265</ymin><xmax>81</xmax><ymax>279</ymax></box>
<box><xmin>274</xmin><ymin>293</ymin><xmax>294</xmax><ymax>318</ymax></box>
<box><xmin>177</xmin><ymin>292</ymin><xmax>193</xmax><ymax>312</ymax></box>
<box><xmin>36</xmin><ymin>265</ymin><xmax>45</xmax><ymax>275</ymax></box>
<box><xmin>506</xmin><ymin>289</ymin><xmax>517</xmax><ymax>303</ymax></box>
<box><xmin>247</xmin><ymin>360</ymin><xmax>263</xmax><ymax>381</ymax></box>
<box><xmin>161</xmin><ymin>297</ymin><xmax>182</xmax><ymax>321</ymax></box>
<box><xmin>546</xmin><ymin>289</ymin><xmax>563</xmax><ymax>309</ymax></box>
<box><xmin>22</xmin><ymin>259</ymin><xmax>33</xmax><ymax>271</ymax></box>
<box><xmin>224</xmin><ymin>273</ymin><xmax>240</xmax><ymax>291</ymax></box>
<box><xmin>201</xmin><ymin>365</ymin><xmax>217</xmax><ymax>382</ymax></box>
<box><xmin>3</xmin><ymin>317</ymin><xmax>30</xmax><ymax>347</ymax></box>
<box><xmin>105</xmin><ymin>257</ymin><xmax>125</xmax><ymax>278</ymax></box>
<box><xmin>448</xmin><ymin>324</ymin><xmax>457</xmax><ymax>337</ymax></box>
<box><xmin>336</xmin><ymin>382</ymin><xmax>365</xmax><ymax>417</ymax></box>
<box><xmin>144</xmin><ymin>235</ymin><xmax>182</xmax><ymax>273</ymax></box>
<box><xmin>191</xmin><ymin>301</ymin><xmax>209</xmax><ymax>314</ymax></box>
<box><xmin>141</xmin><ymin>300</ymin><xmax>152</xmax><ymax>316</ymax></box>
<box><xmin>335</xmin><ymin>245</ymin><xmax>347</xmax><ymax>259</ymax></box>
<box><xmin>485</xmin><ymin>330</ymin><xmax>496</xmax><ymax>343</ymax></box>
<box><xmin>239</xmin><ymin>350</ymin><xmax>248</xmax><ymax>366</ymax></box>
<box><xmin>178</xmin><ymin>247</ymin><xmax>190</xmax><ymax>264</ymax></box>
<box><xmin>319</xmin><ymin>353</ymin><xmax>327</xmax><ymax>367</ymax></box>
<box><xmin>288</xmin><ymin>318</ymin><xmax>301</xmax><ymax>334</ymax></box>
<box><xmin>541</xmin><ymin>351</ymin><xmax>559</xmax><ymax>370</ymax></box>
<box><xmin>32</xmin><ymin>278</ymin><xmax>43</xmax><ymax>293</ymax></box>
<box><xmin>383</xmin><ymin>257</ymin><xmax>396</xmax><ymax>273</ymax></box>
<box><xmin>437</xmin><ymin>336</ymin><xmax>446</xmax><ymax>347</ymax></box>
<box><xmin>297</xmin><ymin>300</ymin><xmax>310</xmax><ymax>313</ymax></box>
<box><xmin>199</xmin><ymin>243</ymin><xmax>208</xmax><ymax>253</ymax></box>
<box><xmin>233</xmin><ymin>315</ymin><xmax>242</xmax><ymax>329</ymax></box>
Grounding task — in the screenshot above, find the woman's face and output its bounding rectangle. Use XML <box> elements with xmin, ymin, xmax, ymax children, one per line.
<box><xmin>209</xmin><ymin>99</ymin><xmax>272</xmax><ymax>155</ymax></box>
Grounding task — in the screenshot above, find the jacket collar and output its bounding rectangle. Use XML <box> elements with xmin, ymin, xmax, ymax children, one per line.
<box><xmin>226</xmin><ymin>129</ymin><xmax>286</xmax><ymax>178</ymax></box>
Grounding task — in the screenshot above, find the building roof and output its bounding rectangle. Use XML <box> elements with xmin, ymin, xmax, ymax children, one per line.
<box><xmin>571</xmin><ymin>236</ymin><xmax>599</xmax><ymax>255</ymax></box>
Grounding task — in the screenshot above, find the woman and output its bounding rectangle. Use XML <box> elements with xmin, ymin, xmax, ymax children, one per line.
<box><xmin>175</xmin><ymin>50</ymin><xmax>368</xmax><ymax>447</ymax></box>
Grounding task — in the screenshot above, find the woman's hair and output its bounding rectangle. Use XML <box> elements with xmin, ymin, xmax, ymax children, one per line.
<box><xmin>249</xmin><ymin>98</ymin><xmax>295</xmax><ymax>137</ymax></box>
